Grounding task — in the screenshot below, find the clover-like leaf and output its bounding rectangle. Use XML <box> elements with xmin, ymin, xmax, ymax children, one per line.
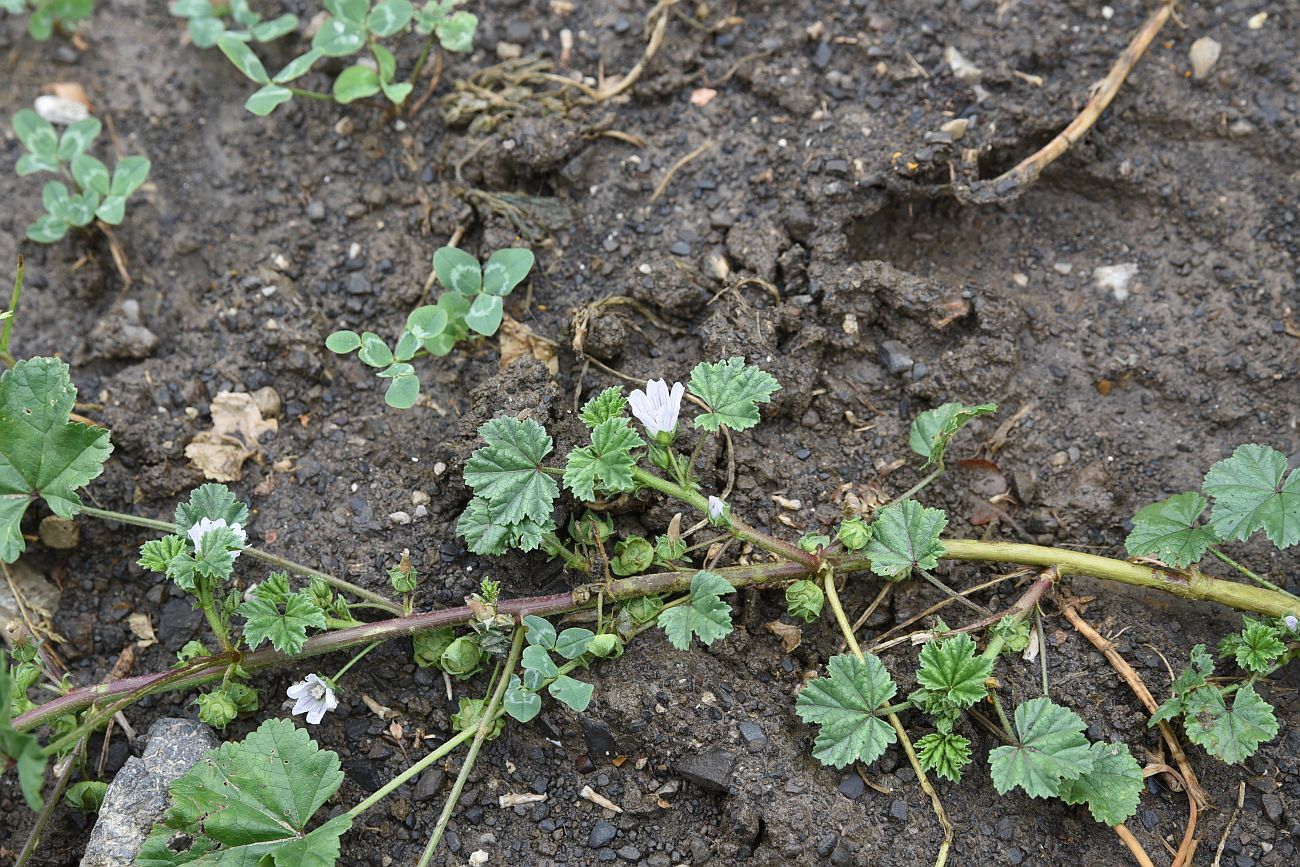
<box><xmin>433</xmin><ymin>246</ymin><xmax>482</xmax><ymax>294</ymax></box>
<box><xmin>251</xmin><ymin>14</ymin><xmax>298</xmax><ymax>42</ymax></box>
<box><xmin>1182</xmin><ymin>685</ymin><xmax>1278</xmax><ymax>764</ymax></box>
<box><xmin>523</xmin><ymin>615</ymin><xmax>557</xmax><ymax>650</ymax></box>
<box><xmin>137</xmin><ymin>718</ymin><xmax>352</xmax><ymax>866</ymax></box>
<box><xmin>521</xmin><ymin>643</ymin><xmax>559</xmax><ymax>691</ymax></box>
<box><xmin>1202</xmin><ymin>444</ymin><xmax>1300</xmax><ymax>549</ymax></box>
<box><xmin>71</xmin><ymin>153</ymin><xmax>110</xmax><ymax>196</ymax></box>
<box><xmin>688</xmin><ymin>357</ymin><xmax>780</xmax><ymax>432</ymax></box>
<box><xmin>0</xmin><ymin>357</ymin><xmax>113</xmax><ymax>563</ymax></box>
<box><xmin>464</xmin><ymin>293</ymin><xmax>504</xmax><ymax>336</ymax></box>
<box><xmin>175</xmin><ymin>483</ymin><xmax>249</xmax><ymax>536</ymax></box>
<box><xmin>273</xmin><ymin>50</ymin><xmax>323</xmax><ymax>84</ymax></box>
<box><xmin>1125</xmin><ymin>492</ymin><xmax>1219</xmax><ymax>568</ymax></box>
<box><xmin>554</xmin><ymin>627</ymin><xmax>596</xmax><ymax>660</ymax></box>
<box><xmin>915</xmin><ymin>731</ymin><xmax>972</xmax><ymax>783</ymax></box>
<box><xmin>435</xmin><ymin>10</ymin><xmax>476</xmax><ymax>52</ymax></box>
<box><xmin>463</xmin><ymin>417</ymin><xmax>558</xmax><ymax>525</ymax></box>
<box><xmin>12</xmin><ymin>109</ymin><xmax>58</xmax><ymax>157</ymax></box>
<box><xmin>367</xmin><ymin>0</ymin><xmax>413</xmax><ymax>37</ymax></box>
<box><xmin>795</xmin><ymin>653</ymin><xmax>899</xmax><ymax>768</ymax></box>
<box><xmin>908</xmin><ymin>402</ymin><xmax>997</xmax><ymax>468</ymax></box>
<box><xmin>333</xmin><ymin>64</ymin><xmax>381</xmax><ymax>103</ymax></box>
<box><xmin>548</xmin><ymin>675</ymin><xmax>594</xmax><ymax>712</ymax></box>
<box><xmin>579</xmin><ymin>387</ymin><xmax>627</xmax><ymax>428</ymax></box>
<box><xmin>863</xmin><ymin>500</ymin><xmax>947</xmax><ymax>580</ymax></box>
<box><xmin>1057</xmin><ymin>741</ymin><xmax>1143</xmax><ymax>826</ymax></box>
<box><xmin>1</xmin><ymin>652</ymin><xmax>47</xmax><ymax>809</ymax></box>
<box><xmin>217</xmin><ymin>33</ymin><xmax>270</xmax><ymax>83</ymax></box>
<box><xmin>26</xmin><ymin>214</ymin><xmax>69</xmax><ymax>243</ymax></box>
<box><xmin>504</xmin><ymin>675</ymin><xmax>541</xmax><ymax>723</ymax></box>
<box><xmin>916</xmin><ymin>633</ymin><xmax>992</xmax><ymax>711</ymax></box>
<box><xmin>238</xmin><ymin>591</ymin><xmax>327</xmax><ymax>655</ymax></box>
<box><xmin>657</xmin><ymin>571</ymin><xmax>735</xmax><ymax>650</ymax></box>
<box><xmin>109</xmin><ymin>156</ymin><xmax>151</xmax><ymax>198</ymax></box>
<box><xmin>245</xmin><ymin>84</ymin><xmax>294</xmax><ymax>116</ymax></box>
<box><xmin>312</xmin><ymin>15</ymin><xmax>366</xmax><ymax>56</ymax></box>
<box><xmin>55</xmin><ymin>117</ymin><xmax>102</xmax><ymax>162</ymax></box>
<box><xmin>988</xmin><ymin>697</ymin><xmax>1093</xmax><ymax>798</ymax></box>
<box><xmin>564</xmin><ymin>418</ymin><xmax>644</xmax><ymax>502</ymax></box>
<box><xmin>384</xmin><ymin>374</ymin><xmax>420</xmax><ymax>409</ymax></box>
<box><xmin>481</xmin><ymin>248</ymin><xmax>534</xmax><ymax>296</ymax></box>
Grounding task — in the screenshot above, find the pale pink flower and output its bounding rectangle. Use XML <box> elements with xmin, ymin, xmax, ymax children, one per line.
<box><xmin>287</xmin><ymin>674</ymin><xmax>338</xmax><ymax>725</ymax></box>
<box><xmin>628</xmin><ymin>379</ymin><xmax>684</xmax><ymax>438</ymax></box>
<box><xmin>708</xmin><ymin>496</ymin><xmax>726</xmax><ymax>520</ymax></box>
<box><xmin>187</xmin><ymin>517</ymin><xmax>247</xmax><ymax>559</ymax></box>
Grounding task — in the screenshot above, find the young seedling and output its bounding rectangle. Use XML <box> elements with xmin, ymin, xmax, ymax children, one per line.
<box><xmin>10</xmin><ymin>109</ymin><xmax>151</xmax><ymax>243</ymax></box>
<box><xmin>327</xmin><ymin>245</ymin><xmax>534</xmax><ymax>408</ymax></box>
<box><xmin>0</xmin><ymin>0</ymin><xmax>93</xmax><ymax>41</ymax></box>
<box><xmin>201</xmin><ymin>0</ymin><xmax>478</xmax><ymax>115</ymax></box>
<box><xmin>168</xmin><ymin>0</ymin><xmax>297</xmax><ymax>48</ymax></box>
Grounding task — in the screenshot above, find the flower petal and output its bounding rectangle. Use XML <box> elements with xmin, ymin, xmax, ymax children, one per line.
<box><xmin>305</xmin><ymin>704</ymin><xmax>326</xmax><ymax>725</ymax></box>
<box><xmin>286</xmin><ymin>681</ymin><xmax>310</xmax><ymax>700</ymax></box>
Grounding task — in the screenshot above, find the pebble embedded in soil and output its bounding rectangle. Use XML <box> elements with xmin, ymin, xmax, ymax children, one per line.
<box><xmin>589</xmin><ymin>818</ymin><xmax>618</xmax><ymax>848</ymax></box>
<box><xmin>878</xmin><ymin>339</ymin><xmax>914</xmax><ymax>375</ymax></box>
<box><xmin>671</xmin><ymin>749</ymin><xmax>736</xmax><ymax>792</ymax></box>
<box><xmin>837</xmin><ymin>773</ymin><xmax>865</xmax><ymax>800</ymax></box>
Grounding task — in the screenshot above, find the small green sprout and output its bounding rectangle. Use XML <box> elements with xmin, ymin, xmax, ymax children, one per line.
<box><xmin>168</xmin><ymin>0</ymin><xmax>297</xmax><ymax>49</ymax></box>
<box><xmin>11</xmin><ymin>110</ymin><xmax>151</xmax><ymax>243</ymax></box>
<box><xmin>0</xmin><ymin>0</ymin><xmax>94</xmax><ymax>41</ymax></box>
<box><xmin>328</xmin><ymin>245</ymin><xmax>534</xmax><ymax>408</ymax></box>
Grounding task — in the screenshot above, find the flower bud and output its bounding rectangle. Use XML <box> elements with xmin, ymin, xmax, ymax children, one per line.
<box><xmin>197</xmin><ymin>689</ymin><xmax>239</xmax><ymax>728</ymax></box>
<box><xmin>440</xmin><ymin>636</ymin><xmax>483</xmax><ymax>678</ymax></box>
<box><xmin>785</xmin><ymin>580</ymin><xmax>825</xmax><ymax>623</ymax></box>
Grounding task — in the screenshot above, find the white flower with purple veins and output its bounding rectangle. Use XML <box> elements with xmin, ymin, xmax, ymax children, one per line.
<box><xmin>287</xmin><ymin>674</ymin><xmax>338</xmax><ymax>725</ymax></box>
<box><xmin>708</xmin><ymin>496</ymin><xmax>727</xmax><ymax>521</ymax></box>
<box><xmin>187</xmin><ymin>517</ymin><xmax>247</xmax><ymax>558</ymax></box>
<box><xmin>1286</xmin><ymin>614</ymin><xmax>1298</xmax><ymax>633</ymax></box>
<box><xmin>629</xmin><ymin>379</ymin><xmax>685</xmax><ymax>439</ymax></box>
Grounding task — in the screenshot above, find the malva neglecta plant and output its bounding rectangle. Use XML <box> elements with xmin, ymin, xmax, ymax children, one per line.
<box><xmin>1</xmin><ymin>347</ymin><xmax>1296</xmax><ymax>866</ymax></box>
<box><xmin>326</xmin><ymin>244</ymin><xmax>534</xmax><ymax>408</ymax></box>
<box><xmin>0</xmin><ymin>0</ymin><xmax>93</xmax><ymax>41</ymax></box>
<box><xmin>186</xmin><ymin>0</ymin><xmax>478</xmax><ymax>115</ymax></box>
<box><xmin>10</xmin><ymin>108</ymin><xmax>151</xmax><ymax>243</ymax></box>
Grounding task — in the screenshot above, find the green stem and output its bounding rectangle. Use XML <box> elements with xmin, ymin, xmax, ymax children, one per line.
<box><xmin>195</xmin><ymin>579</ymin><xmax>233</xmax><ymax>653</ymax></box>
<box><xmin>407</xmin><ymin>31</ymin><xmax>438</xmax><ymax>90</ymax></box>
<box><xmin>418</xmin><ymin>628</ymin><xmax>525</xmax><ymax>866</ymax></box>
<box><xmin>632</xmin><ymin>467</ymin><xmax>818</xmax><ymax>569</ymax></box>
<box><xmin>823</xmin><ymin>567</ymin><xmax>864</xmax><ymax>660</ymax></box>
<box><xmin>15</xmin><ymin>737</ymin><xmax>83</xmax><ymax>867</ymax></box>
<box><xmin>987</xmin><ymin>689</ymin><xmax>1016</xmax><ymax>741</ymax></box>
<box><xmin>891</xmin><ymin>466</ymin><xmax>944</xmax><ymax>504</ymax></box>
<box><xmin>77</xmin><ymin>506</ymin><xmax>403</xmax><ymax>614</ymax></box>
<box><xmin>346</xmin><ymin>727</ymin><xmax>476</xmax><ymax>820</ymax></box>
<box><xmin>877</xmin><ymin>700</ymin><xmax>914</xmax><ymax>716</ymax></box>
<box><xmin>1207</xmin><ymin>548</ymin><xmax>1297</xmax><ymax>599</ymax></box>
<box><xmin>543</xmin><ymin>533</ymin><xmax>590</xmax><ymax>573</ymax></box>
<box><xmin>0</xmin><ymin>255</ymin><xmax>22</xmax><ymax>366</ymax></box>
<box><xmin>288</xmin><ymin>87</ymin><xmax>332</xmax><ymax>101</ymax></box>
<box><xmin>332</xmin><ymin>641</ymin><xmax>381</xmax><ymax>683</ymax></box>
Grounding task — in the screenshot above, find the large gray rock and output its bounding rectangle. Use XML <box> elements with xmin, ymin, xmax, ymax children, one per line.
<box><xmin>80</xmin><ymin>718</ymin><xmax>217</xmax><ymax>867</ymax></box>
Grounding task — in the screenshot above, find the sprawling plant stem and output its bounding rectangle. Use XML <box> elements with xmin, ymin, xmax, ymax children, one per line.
<box><xmin>0</xmin><ymin>255</ymin><xmax>22</xmax><ymax>367</ymax></box>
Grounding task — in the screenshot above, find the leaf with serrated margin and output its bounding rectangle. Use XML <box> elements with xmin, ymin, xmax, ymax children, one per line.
<box><xmin>1125</xmin><ymin>492</ymin><xmax>1219</xmax><ymax>568</ymax></box>
<box><xmin>579</xmin><ymin>387</ymin><xmax>627</xmax><ymax>428</ymax></box>
<box><xmin>455</xmin><ymin>497</ymin><xmax>510</xmax><ymax>555</ymax></box>
<box><xmin>1057</xmin><ymin>741</ymin><xmax>1143</xmax><ymax>826</ymax></box>
<box><xmin>463</xmin><ymin>417</ymin><xmax>557</xmax><ymax>525</ymax></box>
<box><xmin>916</xmin><ymin>633</ymin><xmax>992</xmax><ymax>710</ymax></box>
<box><xmin>175</xmin><ymin>483</ymin><xmax>250</xmax><ymax>535</ymax></box>
<box><xmin>657</xmin><ymin>571</ymin><xmax>735</xmax><ymax>650</ymax></box>
<box><xmin>795</xmin><ymin>653</ymin><xmax>899</xmax><ymax>768</ymax></box>
<box><xmin>1203</xmin><ymin>444</ymin><xmax>1300</xmax><ymax>549</ymax></box>
<box><xmin>908</xmin><ymin>402</ymin><xmax>997</xmax><ymax>468</ymax></box>
<box><xmin>688</xmin><ymin>357</ymin><xmax>780</xmax><ymax>432</ymax></box>
<box><xmin>863</xmin><ymin>500</ymin><xmax>947</xmax><ymax>580</ymax></box>
<box><xmin>916</xmin><ymin>731</ymin><xmax>972</xmax><ymax>783</ymax></box>
<box><xmin>564</xmin><ymin>417</ymin><xmax>644</xmax><ymax>501</ymax></box>
<box><xmin>988</xmin><ymin>697</ymin><xmax>1093</xmax><ymax>798</ymax></box>
<box><xmin>1182</xmin><ymin>684</ymin><xmax>1277</xmax><ymax>764</ymax></box>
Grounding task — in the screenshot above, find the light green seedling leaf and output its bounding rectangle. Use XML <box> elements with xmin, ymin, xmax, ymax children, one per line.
<box><xmin>463</xmin><ymin>417</ymin><xmax>558</xmax><ymax>525</ymax></box>
<box><xmin>218</xmin><ymin>33</ymin><xmax>271</xmax><ymax>83</ymax></box>
<box><xmin>688</xmin><ymin>356</ymin><xmax>780</xmax><ymax>432</ymax></box>
<box><xmin>433</xmin><ymin>246</ymin><xmax>482</xmax><ymax>294</ymax></box>
<box><xmin>521</xmin><ymin>643</ymin><xmax>559</xmax><ymax>690</ymax></box>
<box><xmin>312</xmin><ymin>15</ymin><xmax>366</xmax><ymax>56</ymax></box>
<box><xmin>657</xmin><ymin>570</ymin><xmax>736</xmax><ymax>650</ymax></box>
<box><xmin>71</xmin><ymin>153</ymin><xmax>110</xmax><ymax>195</ymax></box>
<box><xmin>0</xmin><ymin>357</ymin><xmax>113</xmax><ymax>563</ymax></box>
<box><xmin>436</xmin><ymin>10</ymin><xmax>476</xmax><ymax>52</ymax></box>
<box><xmin>795</xmin><ymin>653</ymin><xmax>898</xmax><ymax>768</ymax></box>
<box><xmin>65</xmin><ymin>779</ymin><xmax>108</xmax><ymax>813</ymax></box>
<box><xmin>325</xmin><ymin>0</ymin><xmax>368</xmax><ymax>22</ymax></box>
<box><xmin>1125</xmin><ymin>492</ymin><xmax>1219</xmax><ymax>568</ymax></box>
<box><xmin>13</xmin><ymin>109</ymin><xmax>58</xmax><ymax>157</ymax></box>
<box><xmin>909</xmin><ymin>402</ymin><xmax>997</xmax><ymax>468</ymax></box>
<box><xmin>504</xmin><ymin>674</ymin><xmax>541</xmax><ymax>723</ymax></box>
<box><xmin>465</xmin><ymin>293</ymin><xmax>504</xmax><ymax>336</ymax></box>
<box><xmin>988</xmin><ymin>697</ymin><xmax>1093</xmax><ymax>798</ymax></box>
<box><xmin>238</xmin><ymin>591</ymin><xmax>327</xmax><ymax>655</ymax></box>
<box><xmin>95</xmin><ymin>196</ymin><xmax>126</xmax><ymax>225</ymax></box>
<box><xmin>1057</xmin><ymin>741</ymin><xmax>1143</xmax><ymax>826</ymax></box>
<box><xmin>136</xmin><ymin>718</ymin><xmax>352</xmax><ymax>866</ymax></box>
<box><xmin>916</xmin><ymin>633</ymin><xmax>992</xmax><ymax>711</ymax></box>
<box><xmin>357</xmin><ymin>332</ymin><xmax>394</xmax><ymax>367</ymax></box>
<box><xmin>252</xmin><ymin>13</ymin><xmax>298</xmax><ymax>42</ymax></box>
<box><xmin>367</xmin><ymin>0</ymin><xmax>413</xmax><ymax>37</ymax></box>
<box><xmin>1</xmin><ymin>652</ymin><xmax>47</xmax><ymax>809</ymax></box>
<box><xmin>333</xmin><ymin>64</ymin><xmax>381</xmax><ymax>103</ymax></box>
<box><xmin>109</xmin><ymin>156</ymin><xmax>151</xmax><ymax>198</ymax></box>
<box><xmin>64</xmin><ymin>189</ymin><xmax>101</xmax><ymax>227</ymax></box>
<box><xmin>42</xmin><ymin>180</ymin><xmax>72</xmax><ymax>217</ymax></box>
<box><xmin>564</xmin><ymin>417</ymin><xmax>644</xmax><ymax>502</ymax></box>
<box><xmin>579</xmin><ymin>387</ymin><xmax>627</xmax><ymax>427</ymax></box>
<box><xmin>548</xmin><ymin>675</ymin><xmax>594</xmax><ymax>712</ymax></box>
<box><xmin>384</xmin><ymin>374</ymin><xmax>420</xmax><ymax>409</ymax></box>
<box><xmin>16</xmin><ymin>152</ymin><xmax>61</xmax><ymax>176</ymax></box>
<box><xmin>245</xmin><ymin>84</ymin><xmax>294</xmax><ymax>115</ymax></box>
<box><xmin>482</xmin><ymin>248</ymin><xmax>535</xmax><ymax>296</ymax></box>
<box><xmin>863</xmin><ymin>500</ymin><xmax>947</xmax><ymax>580</ymax></box>
<box><xmin>27</xmin><ymin>214</ymin><xmax>69</xmax><ymax>243</ymax></box>
<box><xmin>55</xmin><ymin>117</ymin><xmax>102</xmax><ymax>162</ymax></box>
<box><xmin>1203</xmin><ymin>444</ymin><xmax>1300</xmax><ymax>549</ymax></box>
<box><xmin>523</xmin><ymin>615</ymin><xmax>556</xmax><ymax>649</ymax></box>
<box><xmin>1182</xmin><ymin>684</ymin><xmax>1277</xmax><ymax>764</ymax></box>
<box><xmin>187</xmin><ymin>16</ymin><xmax>227</xmax><ymax>49</ymax></box>
<box><xmin>554</xmin><ymin>628</ymin><xmax>596</xmax><ymax>660</ymax></box>
<box><xmin>326</xmin><ymin>330</ymin><xmax>362</xmax><ymax>353</ymax></box>
<box><xmin>176</xmin><ymin>483</ymin><xmax>250</xmax><ymax>534</ymax></box>
<box><xmin>139</xmin><ymin>534</ymin><xmax>188</xmax><ymax>574</ymax></box>
<box><xmin>916</xmin><ymin>731</ymin><xmax>972</xmax><ymax>782</ymax></box>
<box><xmin>273</xmin><ymin>50</ymin><xmax>323</xmax><ymax>83</ymax></box>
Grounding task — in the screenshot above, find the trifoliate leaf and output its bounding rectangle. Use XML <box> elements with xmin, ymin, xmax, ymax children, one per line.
<box><xmin>1202</xmin><ymin>444</ymin><xmax>1300</xmax><ymax>549</ymax></box>
<box><xmin>463</xmin><ymin>417</ymin><xmax>558</xmax><ymax>525</ymax></box>
<box><xmin>908</xmin><ymin>402</ymin><xmax>997</xmax><ymax>468</ymax></box>
<box><xmin>137</xmin><ymin>718</ymin><xmax>351</xmax><ymax>866</ymax></box>
<box><xmin>0</xmin><ymin>357</ymin><xmax>113</xmax><ymax>563</ymax></box>
<box><xmin>657</xmin><ymin>571</ymin><xmax>736</xmax><ymax>650</ymax></box>
<box><xmin>1</xmin><ymin>652</ymin><xmax>47</xmax><ymax>809</ymax></box>
<box><xmin>988</xmin><ymin>697</ymin><xmax>1094</xmax><ymax>798</ymax></box>
<box><xmin>523</xmin><ymin>615</ymin><xmax>557</xmax><ymax>649</ymax></box>
<box><xmin>1057</xmin><ymin>741</ymin><xmax>1143</xmax><ymax>826</ymax></box>
<box><xmin>504</xmin><ymin>675</ymin><xmax>540</xmax><ymax>723</ymax></box>
<box><xmin>238</xmin><ymin>591</ymin><xmax>327</xmax><ymax>655</ymax></box>
<box><xmin>916</xmin><ymin>731</ymin><xmax>972</xmax><ymax>782</ymax></box>
<box><xmin>548</xmin><ymin>675</ymin><xmax>594</xmax><ymax>712</ymax></box>
<box><xmin>1222</xmin><ymin>618</ymin><xmax>1286</xmax><ymax>674</ymax></box>
<box><xmin>863</xmin><ymin>500</ymin><xmax>947</xmax><ymax>580</ymax></box>
<box><xmin>916</xmin><ymin>633</ymin><xmax>993</xmax><ymax>711</ymax></box>
<box><xmin>175</xmin><ymin>483</ymin><xmax>250</xmax><ymax>535</ymax></box>
<box><xmin>139</xmin><ymin>535</ymin><xmax>188</xmax><ymax>573</ymax></box>
<box><xmin>794</xmin><ymin>653</ymin><xmax>899</xmax><ymax>768</ymax></box>
<box><xmin>564</xmin><ymin>417</ymin><xmax>644</xmax><ymax>502</ymax></box>
<box><xmin>456</xmin><ymin>497</ymin><xmax>510</xmax><ymax>555</ymax></box>
<box><xmin>554</xmin><ymin>628</ymin><xmax>596</xmax><ymax>660</ymax></box>
<box><xmin>1182</xmin><ymin>684</ymin><xmax>1278</xmax><ymax>764</ymax></box>
<box><xmin>579</xmin><ymin>387</ymin><xmax>627</xmax><ymax>428</ymax></box>
<box><xmin>1125</xmin><ymin>492</ymin><xmax>1219</xmax><ymax>568</ymax></box>
<box><xmin>521</xmin><ymin>644</ymin><xmax>559</xmax><ymax>690</ymax></box>
<box><xmin>687</xmin><ymin>357</ymin><xmax>780</xmax><ymax>432</ymax></box>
